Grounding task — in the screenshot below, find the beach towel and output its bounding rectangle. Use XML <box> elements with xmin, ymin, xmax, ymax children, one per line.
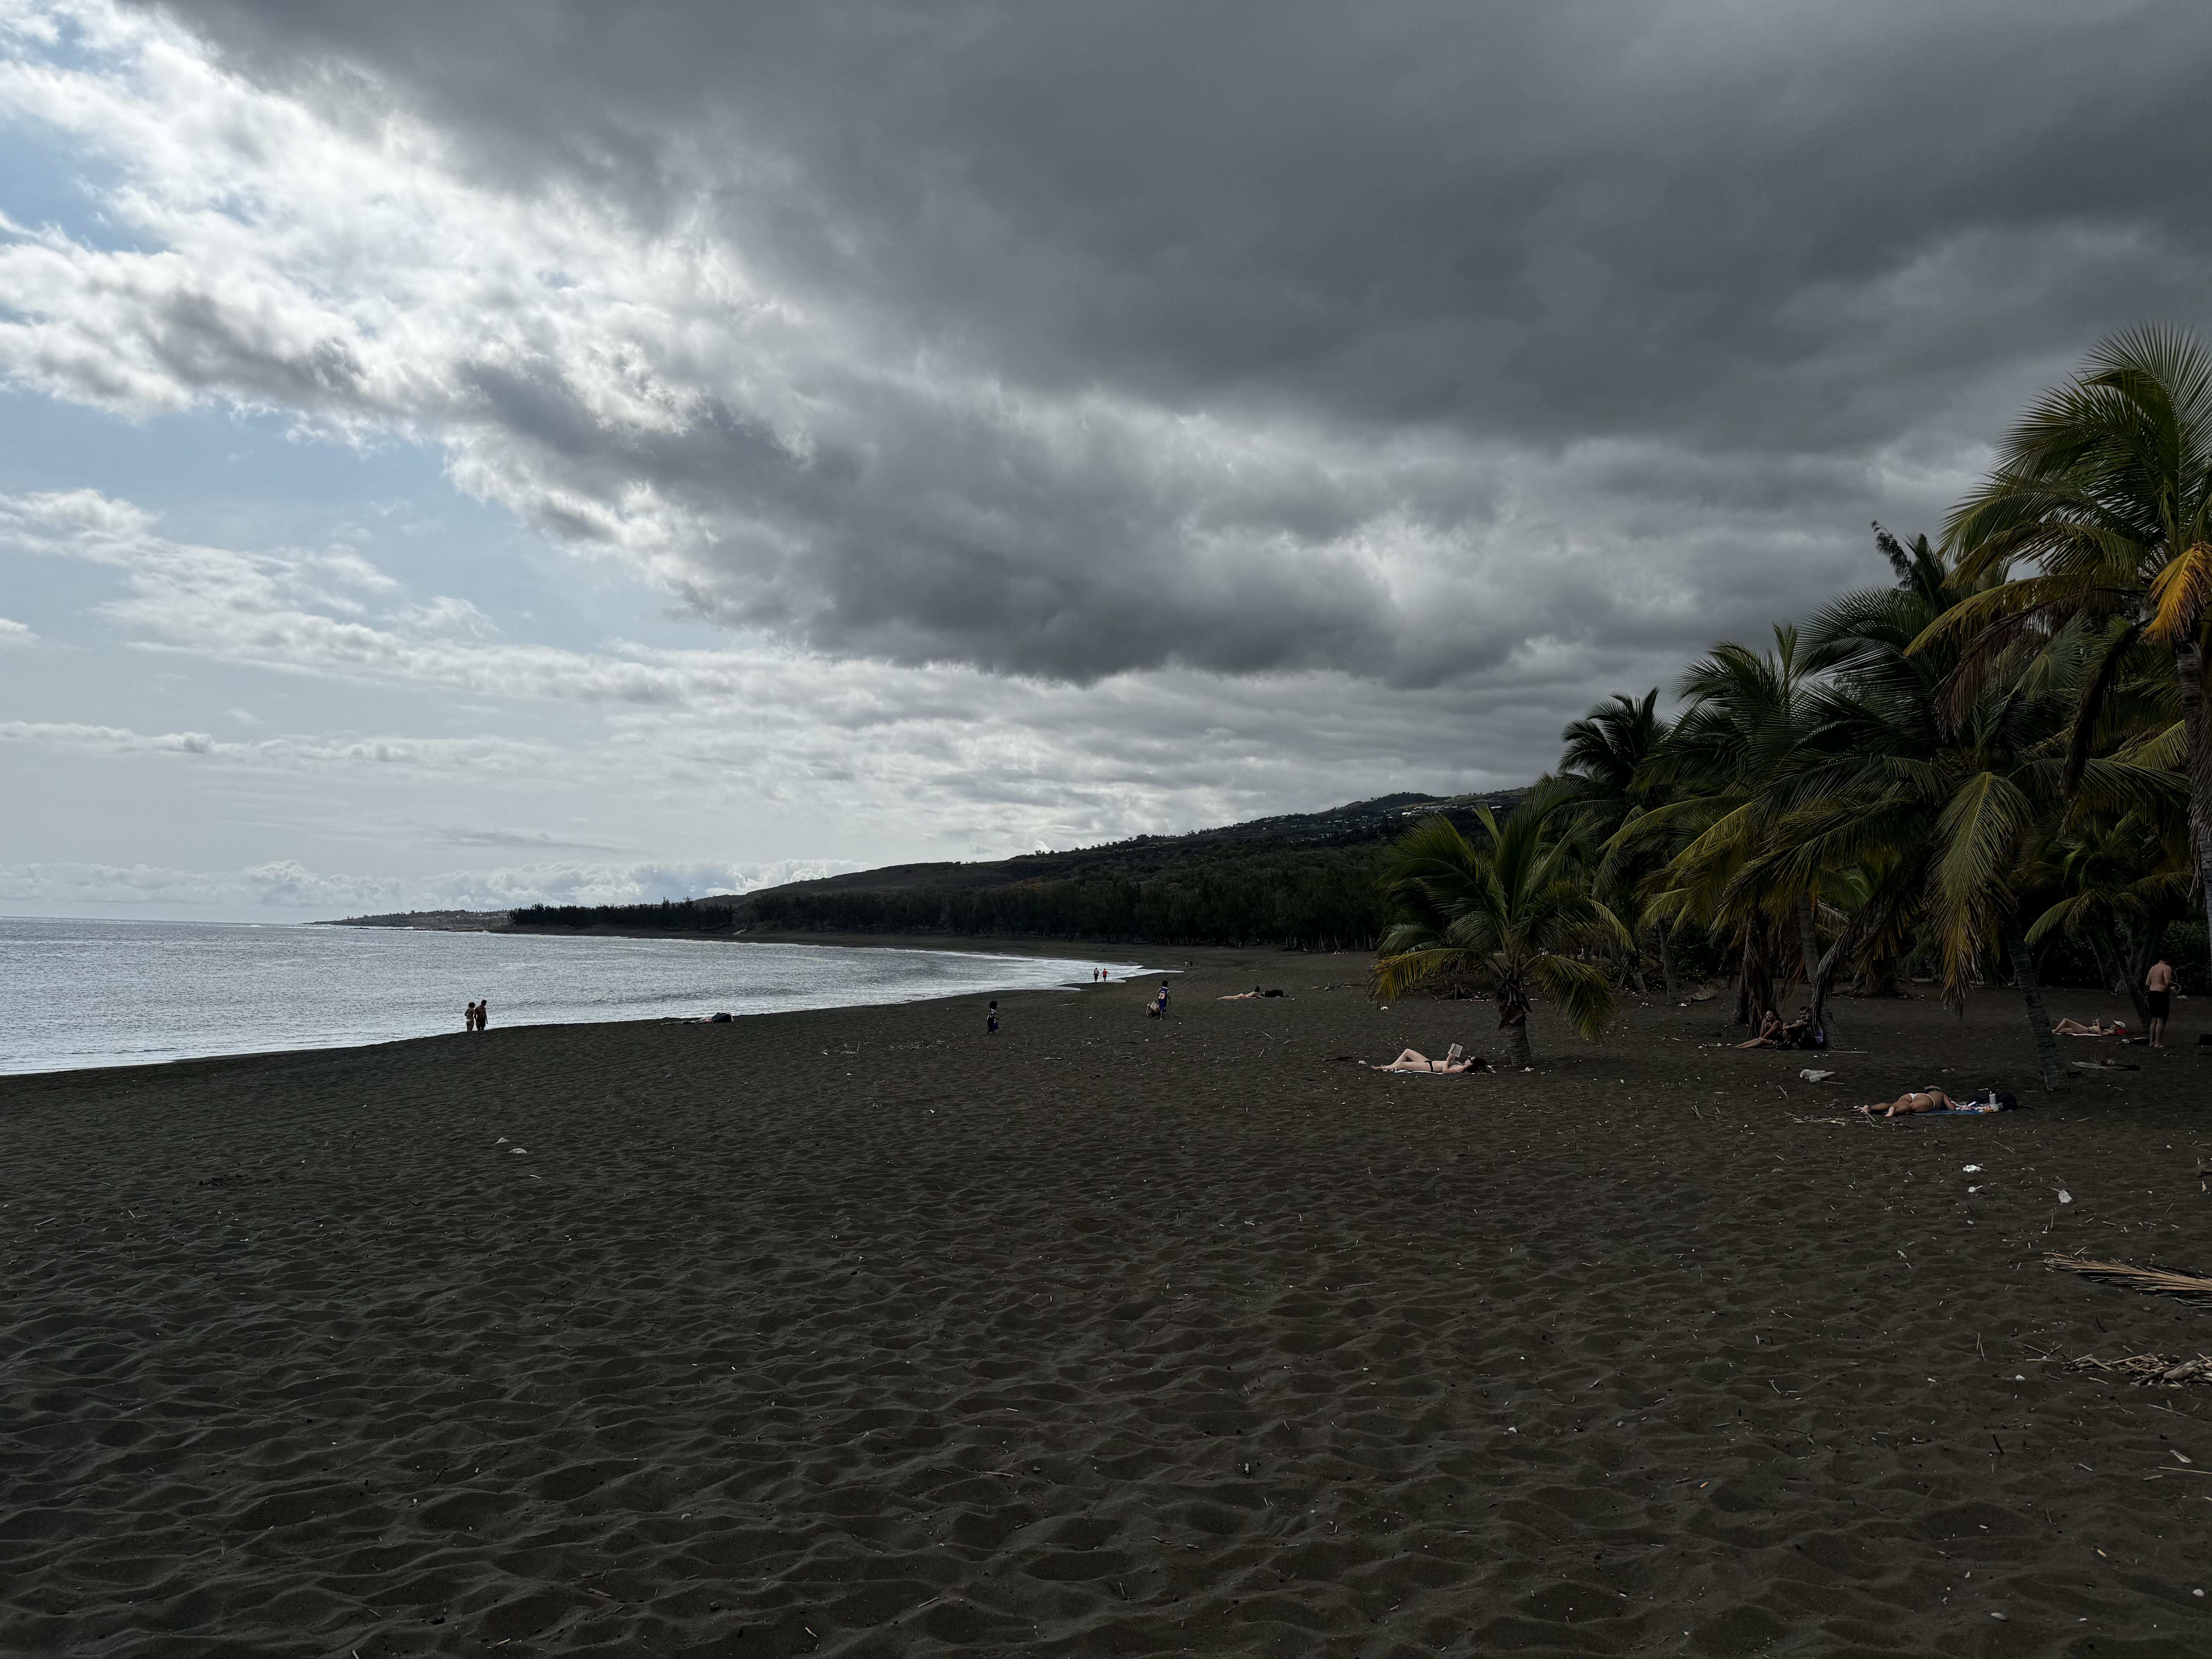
<box><xmin>1920</xmin><ymin>1094</ymin><xmax>2024</xmax><ymax>1116</ymax></box>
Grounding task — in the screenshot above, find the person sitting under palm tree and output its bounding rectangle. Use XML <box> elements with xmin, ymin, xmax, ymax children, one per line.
<box><xmin>1737</xmin><ymin>1009</ymin><xmax>1786</xmax><ymax>1048</ymax></box>
<box><xmin>1737</xmin><ymin>1008</ymin><xmax>1814</xmax><ymax>1047</ymax></box>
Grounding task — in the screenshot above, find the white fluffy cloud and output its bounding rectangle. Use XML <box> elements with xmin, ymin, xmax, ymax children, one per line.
<box><xmin>0</xmin><ymin>0</ymin><xmax>2094</xmax><ymax>692</ymax></box>
<box><xmin>0</xmin><ymin>487</ymin><xmax>1562</xmax><ymax>852</ymax></box>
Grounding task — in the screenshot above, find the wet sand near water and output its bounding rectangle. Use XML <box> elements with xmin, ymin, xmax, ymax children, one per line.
<box><xmin>5</xmin><ymin>950</ymin><xmax>2211</xmax><ymax>1656</ymax></box>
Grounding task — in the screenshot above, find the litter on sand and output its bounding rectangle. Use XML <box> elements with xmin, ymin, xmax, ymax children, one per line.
<box><xmin>1798</xmin><ymin>1068</ymin><xmax>1837</xmax><ymax>1082</ymax></box>
<box><xmin>2047</xmin><ymin>1252</ymin><xmax>2212</xmax><ymax>1300</ymax></box>
<box><xmin>2053</xmin><ymin>1352</ymin><xmax>2212</xmax><ymax>1387</ymax></box>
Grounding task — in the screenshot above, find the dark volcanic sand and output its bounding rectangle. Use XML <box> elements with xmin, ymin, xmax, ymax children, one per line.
<box><xmin>6</xmin><ymin>952</ymin><xmax>2212</xmax><ymax>1657</ymax></box>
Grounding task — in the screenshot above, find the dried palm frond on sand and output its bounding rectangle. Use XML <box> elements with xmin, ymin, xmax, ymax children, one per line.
<box><xmin>2051</xmin><ymin>1352</ymin><xmax>2212</xmax><ymax>1387</ymax></box>
<box><xmin>2046</xmin><ymin>1252</ymin><xmax>2212</xmax><ymax>1299</ymax></box>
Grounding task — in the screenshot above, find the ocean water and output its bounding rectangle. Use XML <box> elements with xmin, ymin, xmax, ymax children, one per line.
<box><xmin>0</xmin><ymin>918</ymin><xmax>1151</xmax><ymax>1075</ymax></box>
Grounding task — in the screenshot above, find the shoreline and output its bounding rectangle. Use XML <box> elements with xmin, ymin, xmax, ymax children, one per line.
<box><xmin>3</xmin><ymin>929</ymin><xmax>1209</xmax><ymax>1083</ymax></box>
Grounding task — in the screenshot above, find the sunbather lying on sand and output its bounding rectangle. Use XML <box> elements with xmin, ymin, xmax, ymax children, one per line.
<box><xmin>2054</xmin><ymin>1017</ymin><xmax>2126</xmax><ymax>1037</ymax></box>
<box><xmin>1219</xmin><ymin>987</ymin><xmax>1262</xmax><ymax>1000</ymax></box>
<box><xmin>1366</xmin><ymin>1047</ymin><xmax>1482</xmax><ymax>1074</ymax></box>
<box><xmin>1858</xmin><ymin>1089</ymin><xmax>1957</xmax><ymax>1117</ymax></box>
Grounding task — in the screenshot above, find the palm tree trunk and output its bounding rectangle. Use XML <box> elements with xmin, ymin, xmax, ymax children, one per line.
<box><xmin>2112</xmin><ymin>917</ymin><xmax>2154</xmax><ymax>1024</ymax></box>
<box><xmin>2085</xmin><ymin>926</ymin><xmax>2118</xmax><ymax>998</ymax></box>
<box><xmin>2001</xmin><ymin>910</ymin><xmax>2069</xmax><ymax>1091</ymax></box>
<box><xmin>1499</xmin><ymin>998</ymin><xmax>1534</xmax><ymax>1067</ymax></box>
<box><xmin>1794</xmin><ymin>892</ymin><xmax>1843</xmax><ymax>1049</ymax></box>
<box><xmin>2173</xmin><ymin>640</ymin><xmax>2212</xmax><ymax>952</ymax></box>
<box><xmin>1657</xmin><ymin>917</ymin><xmax>1680</xmax><ymax>1001</ymax></box>
<box><xmin>2116</xmin><ymin>916</ymin><xmax>2170</xmax><ymax>1026</ymax></box>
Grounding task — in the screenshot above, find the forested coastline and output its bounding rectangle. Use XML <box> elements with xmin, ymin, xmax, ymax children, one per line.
<box><xmin>517</xmin><ymin>330</ymin><xmax>2212</xmax><ymax>1077</ymax></box>
<box><xmin>742</xmin><ymin>847</ymin><xmax>1390</xmax><ymax>950</ymax></box>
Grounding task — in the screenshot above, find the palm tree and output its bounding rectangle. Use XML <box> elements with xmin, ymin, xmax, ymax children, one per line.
<box><xmin>2028</xmin><ymin>810</ymin><xmax>2195</xmax><ymax>1024</ymax></box>
<box><xmin>1628</xmin><ymin>627</ymin><xmax>1834</xmax><ymax>1030</ymax></box>
<box><xmin>1931</xmin><ymin>325</ymin><xmax>2212</xmax><ymax>949</ymax></box>
<box><xmin>1370</xmin><ymin>781</ymin><xmax>1630</xmax><ymax>1067</ymax></box>
<box><xmin>1560</xmin><ymin>689</ymin><xmax>1680</xmax><ymax>995</ymax></box>
<box><xmin>1561</xmin><ymin>690</ymin><xmax>1668</xmax><ymax>822</ymax></box>
<box><xmin>1766</xmin><ymin>560</ymin><xmax>2170</xmax><ymax>1087</ymax></box>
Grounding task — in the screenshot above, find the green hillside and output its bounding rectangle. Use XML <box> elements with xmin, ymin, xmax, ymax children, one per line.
<box><xmin>509</xmin><ymin>789</ymin><xmax>1521</xmax><ymax>949</ymax></box>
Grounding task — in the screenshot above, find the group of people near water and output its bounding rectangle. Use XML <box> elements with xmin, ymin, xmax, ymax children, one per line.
<box><xmin>988</xmin><ymin>975</ymin><xmax>1172</xmax><ymax>1033</ymax></box>
<box><xmin>462</xmin><ymin>1000</ymin><xmax>489</xmax><ymax>1032</ymax></box>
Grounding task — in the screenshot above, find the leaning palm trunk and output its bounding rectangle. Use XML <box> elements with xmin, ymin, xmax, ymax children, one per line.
<box><xmin>2173</xmin><ymin>639</ymin><xmax>2212</xmax><ymax>952</ymax></box>
<box><xmin>1656</xmin><ymin>917</ymin><xmax>1680</xmax><ymax>1001</ymax></box>
<box><xmin>2085</xmin><ymin>927</ymin><xmax>2120</xmax><ymax>1000</ymax></box>
<box><xmin>2112</xmin><ymin>917</ymin><xmax>2156</xmax><ymax>1026</ymax></box>
<box><xmin>2001</xmin><ymin>911</ymin><xmax>2069</xmax><ymax>1091</ymax></box>
<box><xmin>1793</xmin><ymin>892</ymin><xmax>1844</xmax><ymax>1050</ymax></box>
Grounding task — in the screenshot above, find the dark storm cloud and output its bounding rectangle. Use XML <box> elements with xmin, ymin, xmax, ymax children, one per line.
<box><xmin>121</xmin><ymin>0</ymin><xmax>2212</xmax><ymax>684</ymax></box>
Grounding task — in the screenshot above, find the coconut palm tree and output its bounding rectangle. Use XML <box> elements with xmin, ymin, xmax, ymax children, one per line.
<box><xmin>1764</xmin><ymin>582</ymin><xmax>2172</xmax><ymax>1088</ymax></box>
<box><xmin>1628</xmin><ymin>627</ymin><xmax>1833</xmax><ymax>1028</ymax></box>
<box><xmin>1370</xmin><ymin>781</ymin><xmax>1630</xmax><ymax>1067</ymax></box>
<box><xmin>1931</xmin><ymin>324</ymin><xmax>2212</xmax><ymax>948</ymax></box>
<box><xmin>2028</xmin><ymin>810</ymin><xmax>2195</xmax><ymax>1024</ymax></box>
<box><xmin>1559</xmin><ymin>689</ymin><xmax>1679</xmax><ymax>993</ymax></box>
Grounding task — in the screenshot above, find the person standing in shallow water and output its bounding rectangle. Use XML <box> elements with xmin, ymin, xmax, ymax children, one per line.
<box><xmin>464</xmin><ymin>1000</ymin><xmax>478</xmax><ymax>1032</ymax></box>
<box><xmin>476</xmin><ymin>1000</ymin><xmax>490</xmax><ymax>1032</ymax></box>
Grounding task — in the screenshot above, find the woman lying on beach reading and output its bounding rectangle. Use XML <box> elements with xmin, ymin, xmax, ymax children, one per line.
<box><xmin>1860</xmin><ymin>1087</ymin><xmax>2016</xmax><ymax>1116</ymax></box>
<box><xmin>1365</xmin><ymin>1046</ymin><xmax>1483</xmax><ymax>1074</ymax></box>
<box><xmin>2054</xmin><ymin>1017</ymin><xmax>2126</xmax><ymax>1037</ymax></box>
<box><xmin>1858</xmin><ymin>1089</ymin><xmax>1957</xmax><ymax>1116</ymax></box>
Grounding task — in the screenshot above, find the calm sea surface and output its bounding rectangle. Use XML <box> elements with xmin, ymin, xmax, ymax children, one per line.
<box><xmin>0</xmin><ymin>918</ymin><xmax>1148</xmax><ymax>1075</ymax></box>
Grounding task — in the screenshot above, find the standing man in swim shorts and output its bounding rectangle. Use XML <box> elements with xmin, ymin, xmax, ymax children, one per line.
<box><xmin>2146</xmin><ymin>956</ymin><xmax>2174</xmax><ymax>1049</ymax></box>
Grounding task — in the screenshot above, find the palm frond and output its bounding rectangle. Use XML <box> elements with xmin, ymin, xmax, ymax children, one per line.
<box><xmin>1523</xmin><ymin>954</ymin><xmax>1622</xmax><ymax>1042</ymax></box>
<box><xmin>2145</xmin><ymin>541</ymin><xmax>2212</xmax><ymax>644</ymax></box>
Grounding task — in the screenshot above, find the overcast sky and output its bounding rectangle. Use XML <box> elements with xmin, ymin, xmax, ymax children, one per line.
<box><xmin>3</xmin><ymin>0</ymin><xmax>2207</xmax><ymax>919</ymax></box>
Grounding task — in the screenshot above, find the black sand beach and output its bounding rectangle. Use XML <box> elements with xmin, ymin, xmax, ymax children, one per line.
<box><xmin>6</xmin><ymin>952</ymin><xmax>2212</xmax><ymax>1656</ymax></box>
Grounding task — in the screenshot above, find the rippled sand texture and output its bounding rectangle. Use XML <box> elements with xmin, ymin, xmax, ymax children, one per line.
<box><xmin>5</xmin><ymin>953</ymin><xmax>2212</xmax><ymax>1656</ymax></box>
